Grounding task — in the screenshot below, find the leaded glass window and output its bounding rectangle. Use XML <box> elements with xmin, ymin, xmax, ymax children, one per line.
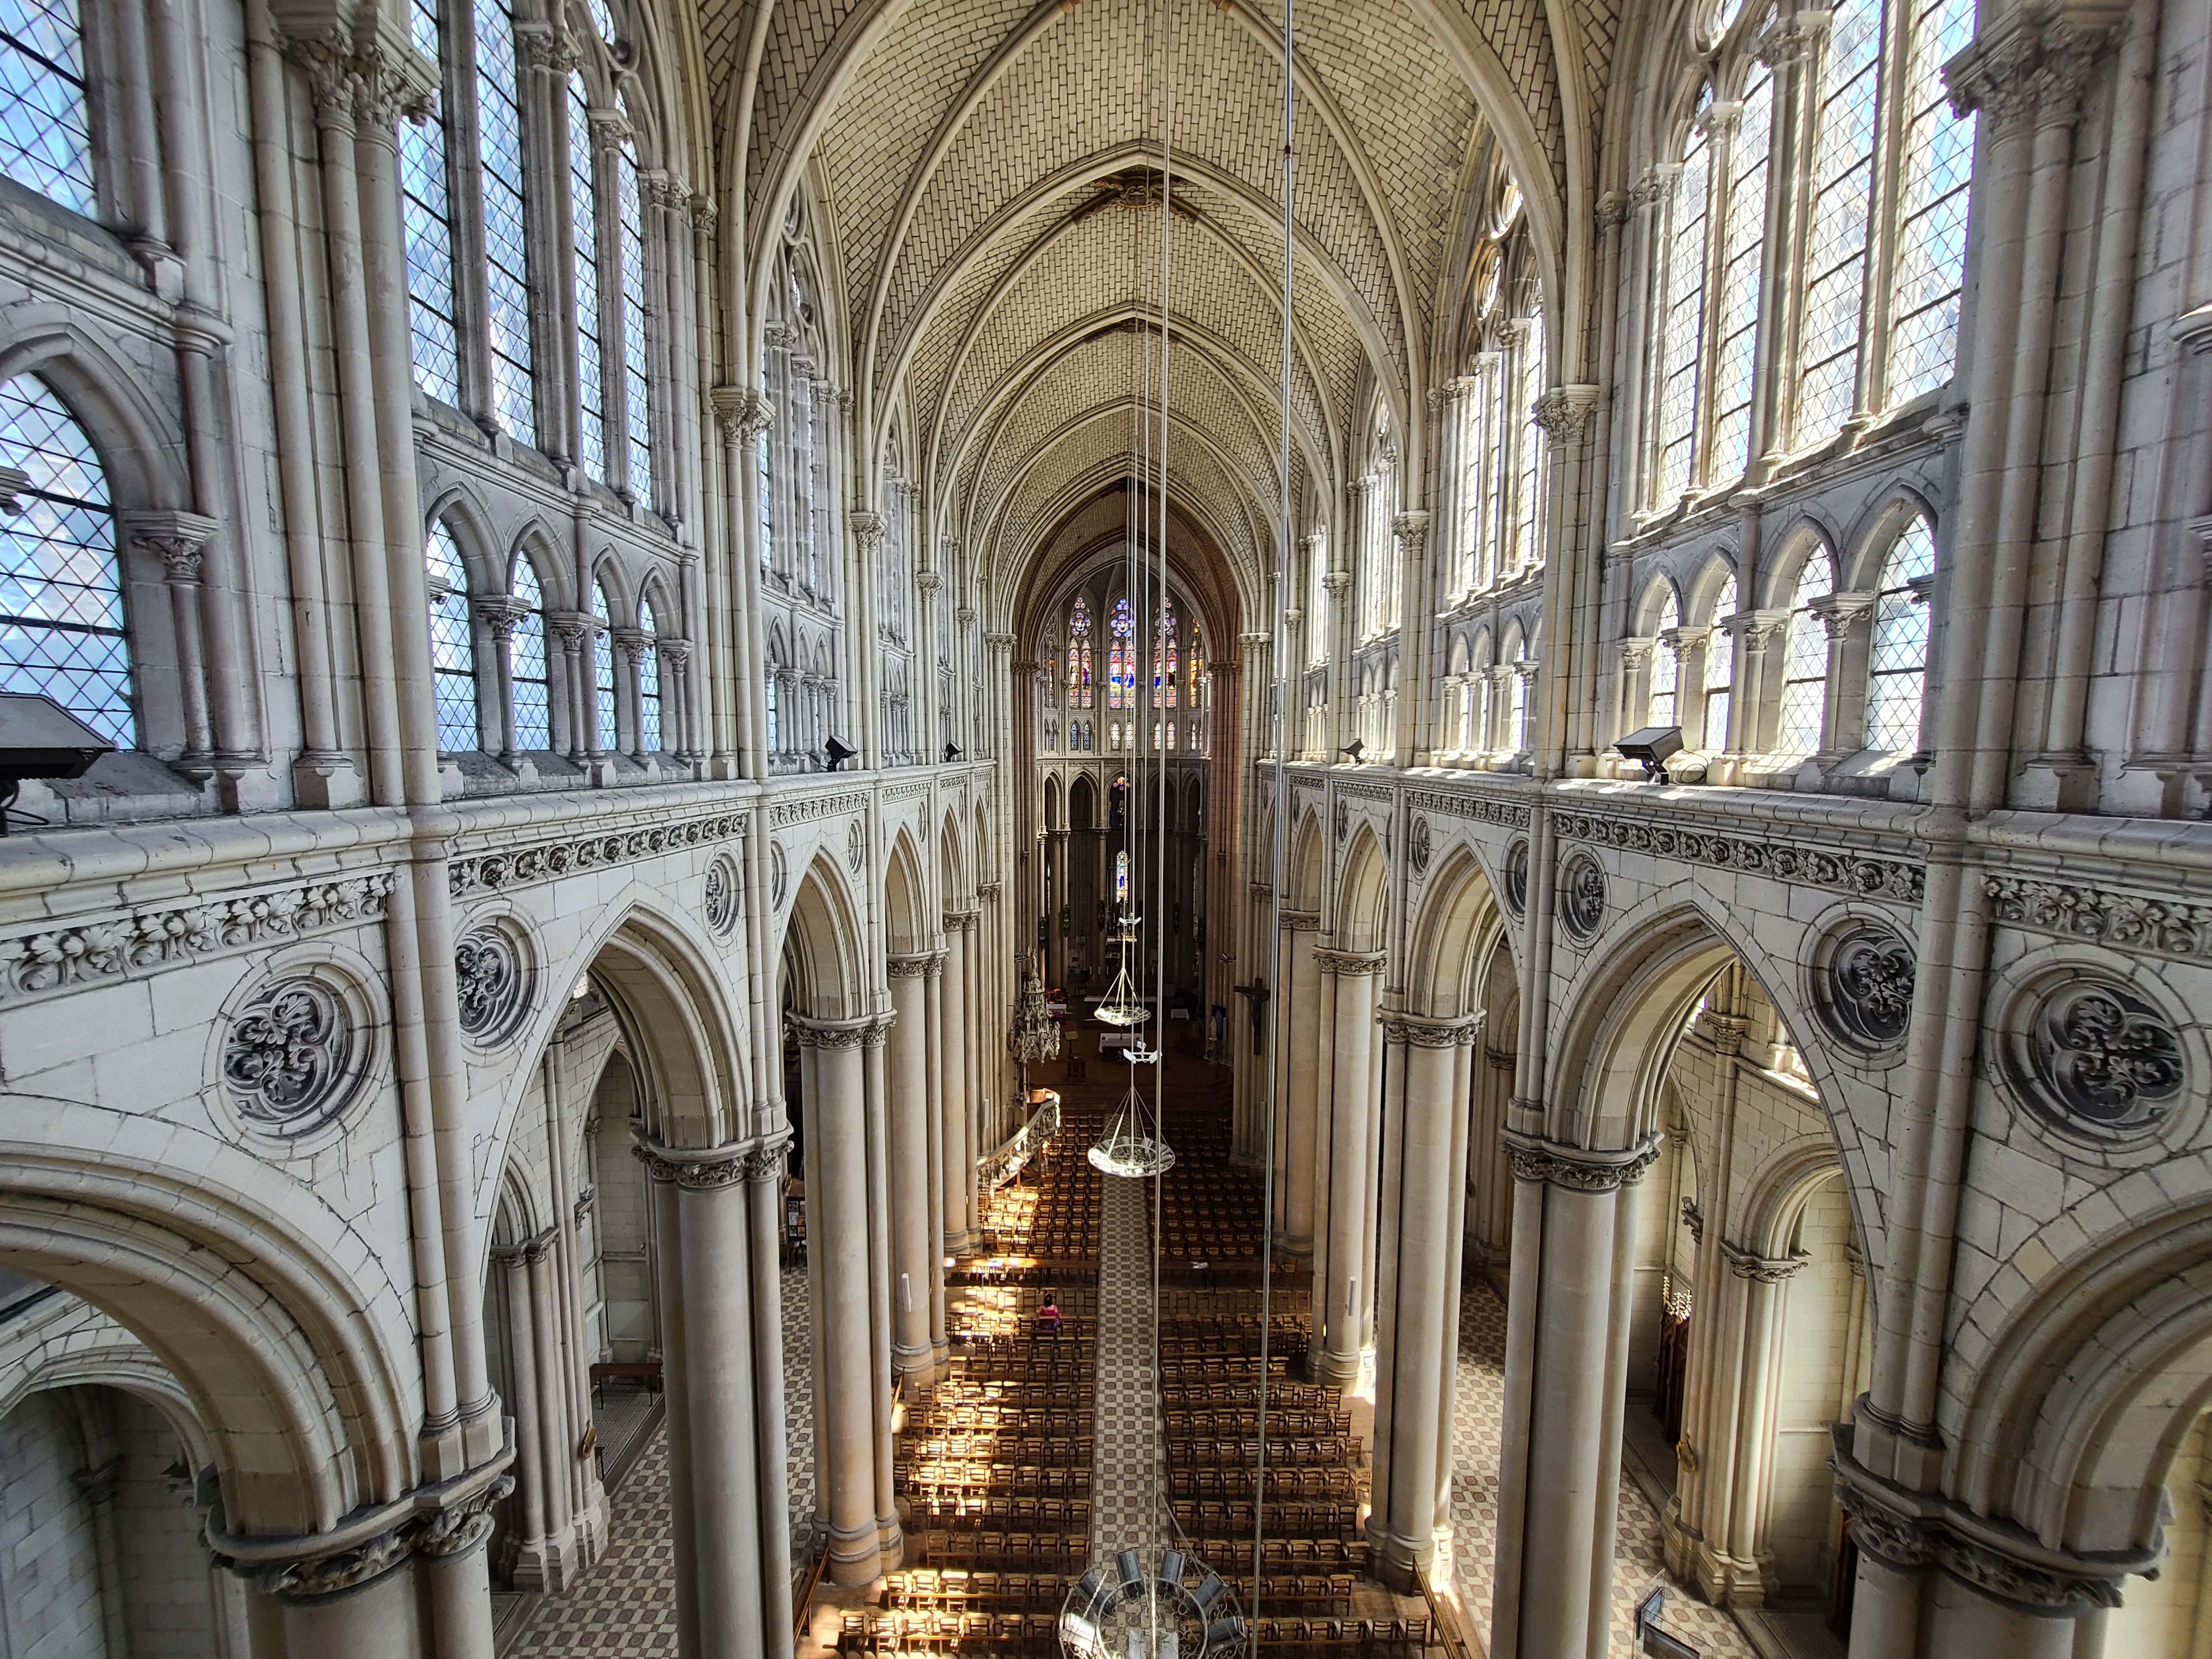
<box><xmin>1867</xmin><ymin>517</ymin><xmax>1934</xmax><ymax>751</ymax></box>
<box><xmin>616</xmin><ymin>137</ymin><xmax>651</xmax><ymax>504</ymax></box>
<box><xmin>1154</xmin><ymin>601</ymin><xmax>1177</xmax><ymax>706</ymax></box>
<box><xmin>1777</xmin><ymin>551</ymin><xmax>1835</xmax><ymax>752</ymax></box>
<box><xmin>1710</xmin><ymin>67</ymin><xmax>1771</xmax><ymax>483</ymax></box>
<box><xmin>1703</xmin><ymin>577</ymin><xmax>1736</xmax><ymax>750</ymax></box>
<box><xmin>1887</xmin><ymin>0</ymin><xmax>1975</xmax><ymax>402</ymax></box>
<box><xmin>400</xmin><ymin>22</ymin><xmax>461</xmax><ymax>406</ymax></box>
<box><xmin>756</xmin><ymin>425</ymin><xmax>774</xmax><ymax>569</ymax></box>
<box><xmin>1795</xmin><ymin>0</ymin><xmax>1879</xmax><ymax>438</ymax></box>
<box><xmin>1650</xmin><ymin>591</ymin><xmax>1681</xmax><ymax>728</ymax></box>
<box><xmin>0</xmin><ymin>376</ymin><xmax>130</xmax><ymax>745</ymax></box>
<box><xmin>638</xmin><ymin>598</ymin><xmax>661</xmax><ymax>752</ymax></box>
<box><xmin>1515</xmin><ymin>306</ymin><xmax>1547</xmax><ymax>571</ymax></box>
<box><xmin>583</xmin><ymin>0</ymin><xmax>614</xmax><ymax>41</ymax></box>
<box><xmin>474</xmin><ymin>0</ymin><xmax>536</xmax><ymax>446</ymax></box>
<box><xmin>569</xmin><ymin>74</ymin><xmax>606</xmax><ymax>479</ymax></box>
<box><xmin>1506</xmin><ymin>641</ymin><xmax>1528</xmax><ymax>753</ymax></box>
<box><xmin>426</xmin><ymin>520</ymin><xmax>478</xmax><ymax>752</ymax></box>
<box><xmin>591</xmin><ymin>579</ymin><xmax>617</xmax><ymax>750</ymax></box>
<box><xmin>765</xmin><ymin>671</ymin><xmax>779</xmax><ymax>754</ymax></box>
<box><xmin>509</xmin><ymin>556</ymin><xmax>550</xmax><ymax>749</ymax></box>
<box><xmin>1656</xmin><ymin>128</ymin><xmax>1710</xmax><ymax>501</ymax></box>
<box><xmin>0</xmin><ymin>0</ymin><xmax>92</xmax><ymax>215</ymax></box>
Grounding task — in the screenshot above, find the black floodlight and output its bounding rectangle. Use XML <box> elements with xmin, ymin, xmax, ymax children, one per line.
<box><xmin>0</xmin><ymin>694</ymin><xmax>112</xmax><ymax>834</ymax></box>
<box><xmin>823</xmin><ymin>735</ymin><xmax>858</xmax><ymax>770</ymax></box>
<box><xmin>1615</xmin><ymin>724</ymin><xmax>1683</xmax><ymax>783</ymax></box>
<box><xmin>1338</xmin><ymin>738</ymin><xmax>1364</xmax><ymax>763</ymax></box>
<box><xmin>943</xmin><ymin>740</ymin><xmax>963</xmax><ymax>762</ymax></box>
<box><xmin>1635</xmin><ymin>1588</ymin><xmax>1698</xmax><ymax>1658</ymax></box>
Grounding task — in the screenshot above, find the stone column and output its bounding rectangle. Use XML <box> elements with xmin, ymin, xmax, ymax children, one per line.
<box><xmin>746</xmin><ymin>1144</ymin><xmax>797</xmax><ymax>1659</ymax></box>
<box><xmin>418</xmin><ymin>1488</ymin><xmax>506</xmax><ymax>1659</ymax></box>
<box><xmin>1278</xmin><ymin>913</ymin><xmax>1323</xmax><ymax>1256</ymax></box>
<box><xmin>887</xmin><ymin>952</ymin><xmax>943</xmax><ymax>1378</ymax></box>
<box><xmin>525</xmin><ymin>1237</ymin><xmax>577</xmax><ymax>1585</ymax></box>
<box><xmin>1833</xmin><ymin>1455</ymin><xmax>2142</xmax><ymax>1659</ymax></box>
<box><xmin>924</xmin><ymin>947</ymin><xmax>950</xmax><ymax>1370</ymax></box>
<box><xmin>1313</xmin><ymin>946</ymin><xmax>1386</xmax><ymax>1387</ymax></box>
<box><xmin>125</xmin><ymin>512</ymin><xmax>220</xmax><ymax>772</ymax></box>
<box><xmin>643</xmin><ymin>1155</ymin><xmax>701</xmax><ymax>1651</ymax></box>
<box><xmin>862</xmin><ymin>1018</ymin><xmax>903</xmax><ymax>1567</ymax></box>
<box><xmin>495</xmin><ymin>1241</ymin><xmax>549</xmax><ymax>1581</ymax></box>
<box><xmin>72</xmin><ymin>1457</ymin><xmax>128</xmax><ymax>1657</ymax></box>
<box><xmin>941</xmin><ymin>912</ymin><xmax>978</xmax><ymax>1250</ymax></box>
<box><xmin>792</xmin><ymin>1016</ymin><xmax>881</xmax><ymax>1584</ymax></box>
<box><xmin>675</xmin><ymin>1155</ymin><xmax>765</xmax><ymax>1653</ymax></box>
<box><xmin>1370</xmin><ymin>1012</ymin><xmax>1480</xmax><ymax>1589</ymax></box>
<box><xmin>1490</xmin><ymin>1134</ymin><xmax>1660</xmax><ymax>1659</ymax></box>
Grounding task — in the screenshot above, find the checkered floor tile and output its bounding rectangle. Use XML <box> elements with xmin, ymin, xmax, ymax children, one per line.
<box><xmin>1443</xmin><ymin>1277</ymin><xmax>1757</xmax><ymax>1657</ymax></box>
<box><xmin>1090</xmin><ymin>1167</ymin><xmax>1166</xmax><ymax>1557</ymax></box>
<box><xmin>507</xmin><ymin>1431</ymin><xmax>677</xmax><ymax>1656</ymax></box>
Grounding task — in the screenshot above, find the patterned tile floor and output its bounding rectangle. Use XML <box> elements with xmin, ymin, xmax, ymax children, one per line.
<box><xmin>783</xmin><ymin>1264</ymin><xmax>815</xmax><ymax>1562</ymax></box>
<box><xmin>1090</xmin><ymin>1167</ymin><xmax>1165</xmax><ymax>1557</ymax></box>
<box><xmin>1443</xmin><ymin>1276</ymin><xmax>1757</xmax><ymax>1657</ymax></box>
<box><xmin>508</xmin><ymin>1431</ymin><xmax>677</xmax><ymax>1656</ymax></box>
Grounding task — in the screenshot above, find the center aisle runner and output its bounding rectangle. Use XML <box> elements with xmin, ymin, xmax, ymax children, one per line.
<box><xmin>1090</xmin><ymin>1167</ymin><xmax>1162</xmax><ymax>1558</ymax></box>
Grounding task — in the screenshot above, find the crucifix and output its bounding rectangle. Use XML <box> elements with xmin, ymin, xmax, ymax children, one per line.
<box><xmin>1232</xmin><ymin>975</ymin><xmax>1270</xmax><ymax>1057</ymax></box>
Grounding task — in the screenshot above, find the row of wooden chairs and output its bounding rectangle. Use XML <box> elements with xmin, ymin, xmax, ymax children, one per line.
<box><xmin>1164</xmin><ymin>1379</ymin><xmax>1340</xmax><ymax>1410</ymax></box>
<box><xmin>881</xmin><ymin>1569</ymin><xmax>1358</xmax><ymax>1616</ymax></box>
<box><xmin>1171</xmin><ymin>1498</ymin><xmax>1363</xmax><ymax>1541</ymax></box>
<box><xmin>917</xmin><ymin>1530</ymin><xmax>1086</xmax><ymax>1569</ymax></box>
<box><xmin>907</xmin><ymin>1434</ymin><xmax>1090</xmax><ymax>1467</ymax></box>
<box><xmin>914</xmin><ymin>1496</ymin><xmax>1093</xmax><ymax>1531</ymax></box>
<box><xmin>1167</xmin><ymin>1434</ymin><xmax>1362</xmax><ymax>1467</ymax></box>
<box><xmin>1166</xmin><ymin>1408</ymin><xmax>1351</xmax><ymax>1438</ymax></box>
<box><xmin>1162</xmin><ymin>1356</ymin><xmax>1289</xmax><ymax>1383</ymax></box>
<box><xmin>1168</xmin><ymin>1465</ymin><xmax>1359</xmax><ymax>1501</ymax></box>
<box><xmin>905</xmin><ymin>1464</ymin><xmax>1092</xmax><ymax>1499</ymax></box>
<box><xmin>837</xmin><ymin>1612</ymin><xmax>1434</xmax><ymax>1656</ymax></box>
<box><xmin>906</xmin><ymin>1406</ymin><xmax>1090</xmax><ymax>1437</ymax></box>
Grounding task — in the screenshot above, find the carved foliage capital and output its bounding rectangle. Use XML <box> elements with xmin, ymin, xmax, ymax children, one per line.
<box><xmin>1505</xmin><ymin>1132</ymin><xmax>1662</xmax><ymax>1192</ymax></box>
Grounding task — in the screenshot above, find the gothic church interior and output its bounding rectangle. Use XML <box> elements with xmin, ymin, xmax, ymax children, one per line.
<box><xmin>0</xmin><ymin>0</ymin><xmax>2208</xmax><ymax>1656</ymax></box>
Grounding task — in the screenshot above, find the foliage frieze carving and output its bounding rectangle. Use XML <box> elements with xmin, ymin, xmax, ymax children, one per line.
<box><xmin>768</xmin><ymin>791</ymin><xmax>870</xmax><ymax>829</ymax></box>
<box><xmin>1986</xmin><ymin>876</ymin><xmax>2212</xmax><ymax>964</ymax></box>
<box><xmin>450</xmin><ymin>813</ymin><xmax>747</xmax><ymax>898</ymax></box>
<box><xmin>0</xmin><ymin>874</ymin><xmax>397</xmax><ymax>1003</ymax></box>
<box><xmin>1402</xmin><ymin>787</ymin><xmax>1532</xmax><ymax>832</ymax></box>
<box><xmin>1551</xmin><ymin>811</ymin><xmax>1925</xmax><ymax>903</ymax></box>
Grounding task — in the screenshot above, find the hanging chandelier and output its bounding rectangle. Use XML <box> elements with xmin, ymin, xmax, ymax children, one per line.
<box><xmin>1093</xmin><ymin>851</ymin><xmax>1150</xmax><ymax>1029</ymax></box>
<box><xmin>1060</xmin><ymin>1547</ymin><xmax>1245</xmax><ymax>1658</ymax></box>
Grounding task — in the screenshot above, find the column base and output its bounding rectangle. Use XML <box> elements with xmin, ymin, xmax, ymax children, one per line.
<box><xmin>1366</xmin><ymin>1522</ymin><xmax>1435</xmax><ymax>1594</ymax></box>
<box><xmin>945</xmin><ymin>1230</ymin><xmax>979</xmax><ymax>1255</ymax></box>
<box><xmin>1312</xmin><ymin>1345</ymin><xmax>1364</xmax><ymax>1389</ymax></box>
<box><xmin>823</xmin><ymin>1525</ymin><xmax>882</xmax><ymax>1587</ymax></box>
<box><xmin>877</xmin><ymin>1517</ymin><xmax>905</xmax><ymax>1573</ymax></box>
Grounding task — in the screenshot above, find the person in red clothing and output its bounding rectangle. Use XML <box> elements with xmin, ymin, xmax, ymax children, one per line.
<box><xmin>1036</xmin><ymin>1291</ymin><xmax>1063</xmax><ymax>1334</ymax></box>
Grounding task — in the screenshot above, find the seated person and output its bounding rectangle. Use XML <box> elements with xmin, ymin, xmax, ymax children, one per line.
<box><xmin>1035</xmin><ymin>1292</ymin><xmax>1063</xmax><ymax>1333</ymax></box>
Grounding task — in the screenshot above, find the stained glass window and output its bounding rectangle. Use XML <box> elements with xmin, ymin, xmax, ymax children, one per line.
<box><xmin>1656</xmin><ymin>127</ymin><xmax>1710</xmax><ymax>500</ymax></box>
<box><xmin>1704</xmin><ymin>576</ymin><xmax>1737</xmax><ymax>750</ymax></box>
<box><xmin>616</xmin><ymin>136</ymin><xmax>652</xmax><ymax>504</ymax></box>
<box><xmin>1154</xmin><ymin>601</ymin><xmax>1177</xmax><ymax>706</ymax></box>
<box><xmin>509</xmin><ymin>556</ymin><xmax>550</xmax><ymax>749</ymax></box>
<box><xmin>1108</xmin><ymin>596</ymin><xmax>1134</xmax><ymax>708</ymax></box>
<box><xmin>591</xmin><ymin>579</ymin><xmax>617</xmax><ymax>750</ymax></box>
<box><xmin>426</xmin><ymin>520</ymin><xmax>477</xmax><ymax>752</ymax></box>
<box><xmin>1068</xmin><ymin>596</ymin><xmax>1092</xmax><ymax>707</ymax></box>
<box><xmin>1710</xmin><ymin>68</ymin><xmax>1771</xmax><ymax>483</ymax></box>
<box><xmin>0</xmin><ymin>0</ymin><xmax>93</xmax><ymax>214</ymax></box>
<box><xmin>1867</xmin><ymin>517</ymin><xmax>1934</xmax><ymax>751</ymax></box>
<box><xmin>569</xmin><ymin>74</ymin><xmax>606</xmax><ymax>479</ymax></box>
<box><xmin>637</xmin><ymin>597</ymin><xmax>661</xmax><ymax>753</ymax></box>
<box><xmin>1650</xmin><ymin>591</ymin><xmax>1681</xmax><ymax>728</ymax></box>
<box><xmin>1888</xmin><ymin>0</ymin><xmax>1976</xmax><ymax>401</ymax></box>
<box><xmin>400</xmin><ymin>33</ymin><xmax>461</xmax><ymax>405</ymax></box>
<box><xmin>474</xmin><ymin>0</ymin><xmax>536</xmax><ymax>445</ymax></box>
<box><xmin>1796</xmin><ymin>0</ymin><xmax>1879</xmax><ymax>439</ymax></box>
<box><xmin>0</xmin><ymin>376</ymin><xmax>131</xmax><ymax>745</ymax></box>
<box><xmin>1777</xmin><ymin>551</ymin><xmax>1835</xmax><ymax>753</ymax></box>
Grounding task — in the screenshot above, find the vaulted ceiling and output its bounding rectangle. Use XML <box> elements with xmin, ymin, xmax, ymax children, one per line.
<box><xmin>707</xmin><ymin>0</ymin><xmax>1614</xmax><ymax>627</ymax></box>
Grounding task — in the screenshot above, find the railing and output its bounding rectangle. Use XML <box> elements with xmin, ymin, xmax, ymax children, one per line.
<box><xmin>977</xmin><ymin>1091</ymin><xmax>1060</xmax><ymax>1190</ymax></box>
<box><xmin>793</xmin><ymin>1532</ymin><xmax>828</xmax><ymax>1644</ymax></box>
<box><xmin>1416</xmin><ymin>1567</ymin><xmax>1485</xmax><ymax>1659</ymax></box>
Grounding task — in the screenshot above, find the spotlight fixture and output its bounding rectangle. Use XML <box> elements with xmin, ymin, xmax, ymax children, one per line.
<box><xmin>1615</xmin><ymin>725</ymin><xmax>1683</xmax><ymax>784</ymax></box>
<box><xmin>1339</xmin><ymin>739</ymin><xmax>1364</xmax><ymax>763</ymax></box>
<box><xmin>823</xmin><ymin>735</ymin><xmax>858</xmax><ymax>771</ymax></box>
<box><xmin>943</xmin><ymin>740</ymin><xmax>963</xmax><ymax>762</ymax></box>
